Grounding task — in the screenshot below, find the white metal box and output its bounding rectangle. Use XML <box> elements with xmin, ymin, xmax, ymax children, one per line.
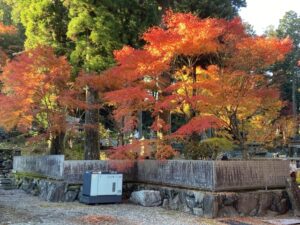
<box><xmin>81</xmin><ymin>171</ymin><xmax>123</xmax><ymax>204</ymax></box>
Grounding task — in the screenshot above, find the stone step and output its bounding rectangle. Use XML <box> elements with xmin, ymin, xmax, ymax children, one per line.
<box><xmin>0</xmin><ymin>184</ymin><xmax>17</xmax><ymax>190</ymax></box>
<box><xmin>0</xmin><ymin>178</ymin><xmax>16</xmax><ymax>190</ymax></box>
<box><xmin>0</xmin><ymin>178</ymin><xmax>12</xmax><ymax>184</ymax></box>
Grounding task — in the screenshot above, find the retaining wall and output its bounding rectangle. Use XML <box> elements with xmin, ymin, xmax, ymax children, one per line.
<box><xmin>13</xmin><ymin>155</ymin><xmax>64</xmax><ymax>179</ymax></box>
<box><xmin>214</xmin><ymin>160</ymin><xmax>289</xmax><ymax>191</ymax></box>
<box><xmin>0</xmin><ymin>149</ymin><xmax>20</xmax><ymax>177</ymax></box>
<box><xmin>13</xmin><ymin>156</ymin><xmax>290</xmax><ymax>191</ymax></box>
<box><xmin>14</xmin><ymin>176</ymin><xmax>290</xmax><ymax>218</ymax></box>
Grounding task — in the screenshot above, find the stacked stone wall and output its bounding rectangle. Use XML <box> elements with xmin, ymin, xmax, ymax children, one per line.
<box><xmin>0</xmin><ymin>149</ymin><xmax>20</xmax><ymax>189</ymax></box>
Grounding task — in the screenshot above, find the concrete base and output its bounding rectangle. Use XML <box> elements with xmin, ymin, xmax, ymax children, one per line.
<box><xmin>80</xmin><ymin>195</ymin><xmax>122</xmax><ymax>204</ymax></box>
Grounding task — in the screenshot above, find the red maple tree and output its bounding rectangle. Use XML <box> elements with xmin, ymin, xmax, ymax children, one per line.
<box><xmin>100</xmin><ymin>11</ymin><xmax>292</xmax><ymax>159</ymax></box>
<box><xmin>0</xmin><ymin>46</ymin><xmax>71</xmax><ymax>154</ymax></box>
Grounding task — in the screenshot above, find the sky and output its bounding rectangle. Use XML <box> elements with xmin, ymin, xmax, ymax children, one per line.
<box><xmin>239</xmin><ymin>0</ymin><xmax>300</xmax><ymax>35</ymax></box>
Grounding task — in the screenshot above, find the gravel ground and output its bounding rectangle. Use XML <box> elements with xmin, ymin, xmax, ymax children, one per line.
<box><xmin>0</xmin><ymin>189</ymin><xmax>297</xmax><ymax>225</ymax></box>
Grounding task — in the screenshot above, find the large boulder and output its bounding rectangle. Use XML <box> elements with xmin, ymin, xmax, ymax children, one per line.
<box><xmin>236</xmin><ymin>193</ymin><xmax>259</xmax><ymax>216</ymax></box>
<box><xmin>130</xmin><ymin>190</ymin><xmax>161</xmax><ymax>207</ymax></box>
<box><xmin>257</xmin><ymin>192</ymin><xmax>273</xmax><ymax>216</ymax></box>
<box><xmin>39</xmin><ymin>180</ymin><xmax>66</xmax><ymax>202</ymax></box>
<box><xmin>203</xmin><ymin>194</ymin><xmax>219</xmax><ymax>218</ymax></box>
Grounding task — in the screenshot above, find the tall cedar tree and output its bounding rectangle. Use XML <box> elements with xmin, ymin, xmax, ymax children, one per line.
<box><xmin>98</xmin><ymin>11</ymin><xmax>292</xmax><ymax>159</ymax></box>
<box><xmin>269</xmin><ymin>11</ymin><xmax>300</xmax><ymax>136</ymax></box>
<box><xmin>7</xmin><ymin>0</ymin><xmax>70</xmax><ymax>55</ymax></box>
<box><xmin>65</xmin><ymin>0</ymin><xmax>161</xmax><ymax>159</ymax></box>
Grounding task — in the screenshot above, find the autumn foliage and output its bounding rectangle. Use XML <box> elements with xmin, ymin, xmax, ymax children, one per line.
<box><xmin>95</xmin><ymin>11</ymin><xmax>292</xmax><ymax>159</ymax></box>
<box><xmin>0</xmin><ymin>23</ymin><xmax>16</xmax><ymax>35</ymax></box>
<box><xmin>0</xmin><ymin>11</ymin><xmax>293</xmax><ymax>159</ymax></box>
<box><xmin>0</xmin><ymin>46</ymin><xmax>71</xmax><ymax>140</ymax></box>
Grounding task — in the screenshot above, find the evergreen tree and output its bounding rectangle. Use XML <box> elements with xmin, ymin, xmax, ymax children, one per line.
<box><xmin>270</xmin><ymin>11</ymin><xmax>300</xmax><ymax>120</ymax></box>
<box><xmin>7</xmin><ymin>0</ymin><xmax>70</xmax><ymax>55</ymax></box>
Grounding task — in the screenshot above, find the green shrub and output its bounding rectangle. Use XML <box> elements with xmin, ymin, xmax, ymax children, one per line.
<box><xmin>184</xmin><ymin>137</ymin><xmax>233</xmax><ymax>160</ymax></box>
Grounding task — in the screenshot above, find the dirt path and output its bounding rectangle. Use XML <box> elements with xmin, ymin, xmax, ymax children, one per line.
<box><xmin>0</xmin><ymin>189</ymin><xmax>297</xmax><ymax>225</ymax></box>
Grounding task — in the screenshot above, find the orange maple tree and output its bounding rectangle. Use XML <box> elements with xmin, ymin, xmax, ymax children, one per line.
<box><xmin>0</xmin><ymin>23</ymin><xmax>16</xmax><ymax>35</ymax></box>
<box><xmin>0</xmin><ymin>46</ymin><xmax>71</xmax><ymax>154</ymax></box>
<box><xmin>98</xmin><ymin>11</ymin><xmax>292</xmax><ymax>159</ymax></box>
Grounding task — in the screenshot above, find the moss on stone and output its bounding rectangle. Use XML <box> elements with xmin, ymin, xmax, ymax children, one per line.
<box><xmin>13</xmin><ymin>171</ymin><xmax>48</xmax><ymax>180</ymax></box>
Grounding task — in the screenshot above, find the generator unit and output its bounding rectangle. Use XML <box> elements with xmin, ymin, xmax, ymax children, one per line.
<box><xmin>80</xmin><ymin>171</ymin><xmax>123</xmax><ymax>204</ymax></box>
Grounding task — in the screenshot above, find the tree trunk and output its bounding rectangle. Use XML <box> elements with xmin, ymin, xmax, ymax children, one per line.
<box><xmin>138</xmin><ymin>111</ymin><xmax>143</xmax><ymax>138</ymax></box>
<box><xmin>50</xmin><ymin>132</ymin><xmax>65</xmax><ymax>155</ymax></box>
<box><xmin>240</xmin><ymin>140</ymin><xmax>248</xmax><ymax>160</ymax></box>
<box><xmin>118</xmin><ymin>116</ymin><xmax>125</xmax><ymax>146</ymax></box>
<box><xmin>292</xmin><ymin>72</ymin><xmax>298</xmax><ymax>135</ymax></box>
<box><xmin>84</xmin><ymin>87</ymin><xmax>99</xmax><ymax>160</ymax></box>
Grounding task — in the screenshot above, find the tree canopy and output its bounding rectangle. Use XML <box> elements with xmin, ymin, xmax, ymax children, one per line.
<box><xmin>99</xmin><ymin>11</ymin><xmax>291</xmax><ymax>159</ymax></box>
<box><xmin>0</xmin><ymin>1</ymin><xmax>296</xmax><ymax>160</ymax></box>
<box><xmin>0</xmin><ymin>46</ymin><xmax>71</xmax><ymax>153</ymax></box>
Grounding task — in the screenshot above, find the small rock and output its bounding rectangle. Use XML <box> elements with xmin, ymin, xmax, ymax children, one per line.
<box><xmin>169</xmin><ymin>194</ymin><xmax>181</xmax><ymax>210</ymax></box>
<box><xmin>0</xmin><ymin>178</ymin><xmax>12</xmax><ymax>184</ymax></box>
<box><xmin>31</xmin><ymin>187</ymin><xmax>40</xmax><ymax>196</ymax></box>
<box><xmin>162</xmin><ymin>198</ymin><xmax>169</xmax><ymax>208</ymax></box>
<box><xmin>223</xmin><ymin>193</ymin><xmax>238</xmax><ymax>206</ymax></box>
<box><xmin>67</xmin><ymin>184</ymin><xmax>81</xmax><ymax>192</ymax></box>
<box><xmin>249</xmin><ymin>208</ymin><xmax>257</xmax><ymax>216</ymax></box>
<box><xmin>266</xmin><ymin>209</ymin><xmax>279</xmax><ymax>217</ymax></box>
<box><xmin>194</xmin><ymin>192</ymin><xmax>205</xmax><ymax>206</ymax></box>
<box><xmin>3</xmin><ymin>160</ymin><xmax>12</xmax><ymax>169</ymax></box>
<box><xmin>193</xmin><ymin>207</ymin><xmax>204</xmax><ymax>216</ymax></box>
<box><xmin>130</xmin><ymin>190</ymin><xmax>161</xmax><ymax>207</ymax></box>
<box><xmin>185</xmin><ymin>195</ymin><xmax>196</xmax><ymax>209</ymax></box>
<box><xmin>218</xmin><ymin>206</ymin><xmax>239</xmax><ymax>217</ymax></box>
<box><xmin>64</xmin><ymin>190</ymin><xmax>78</xmax><ymax>202</ymax></box>
<box><xmin>277</xmin><ymin>198</ymin><xmax>288</xmax><ymax>214</ymax></box>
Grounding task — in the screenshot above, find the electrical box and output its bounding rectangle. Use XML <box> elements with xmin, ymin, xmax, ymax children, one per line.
<box><xmin>80</xmin><ymin>171</ymin><xmax>123</xmax><ymax>204</ymax></box>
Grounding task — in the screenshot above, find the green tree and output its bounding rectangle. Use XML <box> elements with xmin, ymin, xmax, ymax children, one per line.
<box><xmin>157</xmin><ymin>0</ymin><xmax>246</xmax><ymax>18</ymax></box>
<box><xmin>0</xmin><ymin>0</ymin><xmax>25</xmax><ymax>56</ymax></box>
<box><xmin>7</xmin><ymin>0</ymin><xmax>70</xmax><ymax>55</ymax></box>
<box><xmin>269</xmin><ymin>11</ymin><xmax>300</xmax><ymax>124</ymax></box>
<box><xmin>66</xmin><ymin>0</ymin><xmax>119</xmax><ymax>160</ymax></box>
<box><xmin>66</xmin><ymin>0</ymin><xmax>162</xmax><ymax>159</ymax></box>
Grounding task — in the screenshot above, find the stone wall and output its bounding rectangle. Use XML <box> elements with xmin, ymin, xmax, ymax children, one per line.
<box><xmin>136</xmin><ymin>160</ymin><xmax>214</xmax><ymax>190</ymax></box>
<box><xmin>0</xmin><ymin>149</ymin><xmax>20</xmax><ymax>178</ymax></box>
<box><xmin>63</xmin><ymin>160</ymin><xmax>214</xmax><ymax>190</ymax></box>
<box><xmin>126</xmin><ymin>183</ymin><xmax>289</xmax><ymax>218</ymax></box>
<box><xmin>214</xmin><ymin>160</ymin><xmax>290</xmax><ymax>191</ymax></box>
<box><xmin>12</xmin><ymin>156</ymin><xmax>292</xmax><ymax>218</ymax></box>
<box><xmin>13</xmin><ymin>155</ymin><xmax>64</xmax><ymax>180</ymax></box>
<box><xmin>0</xmin><ymin>149</ymin><xmax>20</xmax><ymax>189</ymax></box>
<box><xmin>63</xmin><ymin>160</ymin><xmax>136</xmax><ymax>183</ymax></box>
<box><xmin>15</xmin><ymin>176</ymin><xmax>80</xmax><ymax>202</ymax></box>
<box><xmin>13</xmin><ymin>157</ymin><xmax>290</xmax><ymax>191</ymax></box>
<box><xmin>63</xmin><ymin>160</ymin><xmax>289</xmax><ymax>191</ymax></box>
<box><xmin>14</xmin><ymin>176</ymin><xmax>290</xmax><ymax>218</ymax></box>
